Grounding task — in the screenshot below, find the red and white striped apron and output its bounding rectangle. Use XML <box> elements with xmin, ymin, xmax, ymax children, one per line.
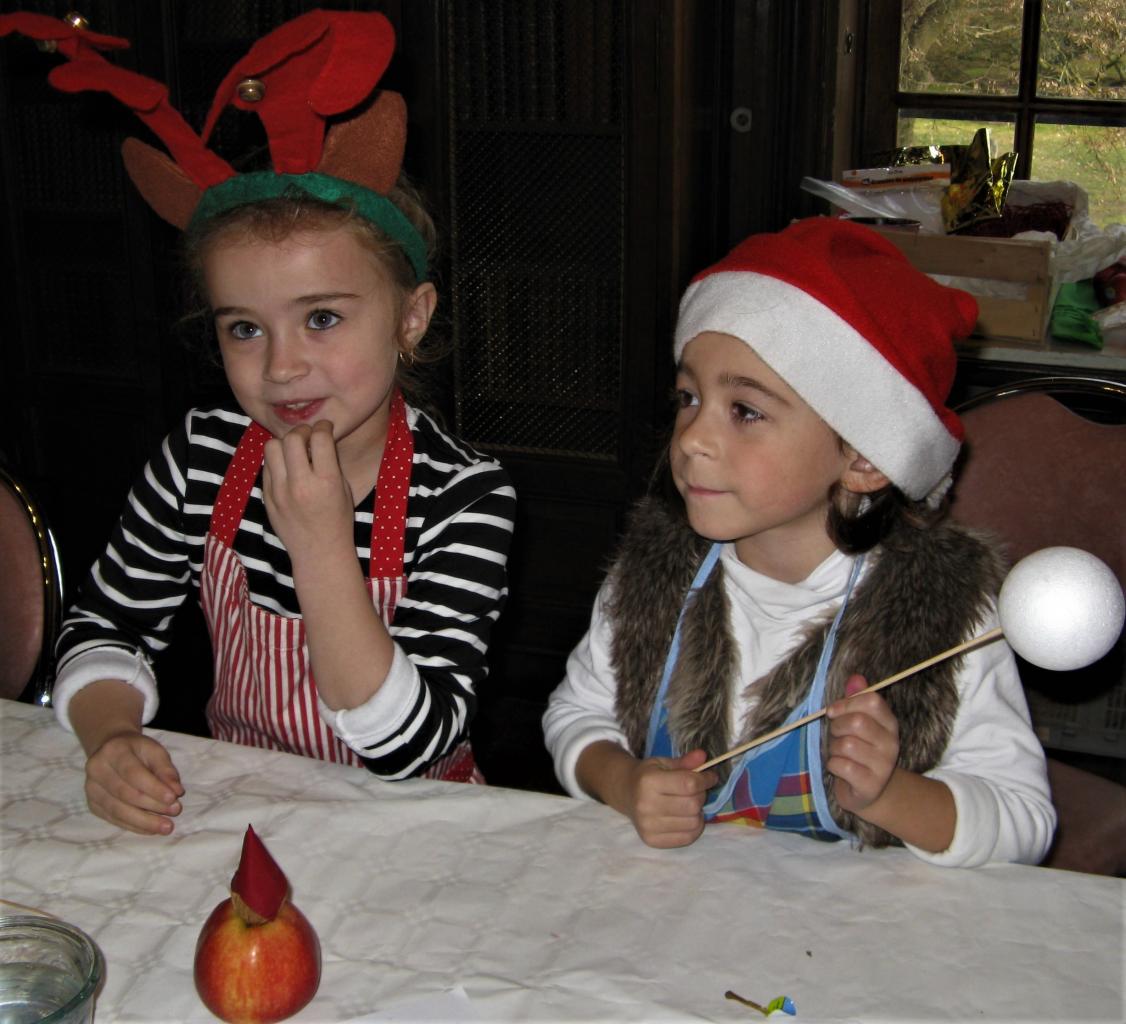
<box><xmin>200</xmin><ymin>392</ymin><xmax>481</xmax><ymax>782</ymax></box>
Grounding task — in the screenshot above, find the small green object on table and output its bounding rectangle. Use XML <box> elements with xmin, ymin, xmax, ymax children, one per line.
<box><xmin>725</xmin><ymin>990</ymin><xmax>797</xmax><ymax>1015</ymax></box>
<box><xmin>1050</xmin><ymin>280</ymin><xmax>1103</xmax><ymax>349</ymax></box>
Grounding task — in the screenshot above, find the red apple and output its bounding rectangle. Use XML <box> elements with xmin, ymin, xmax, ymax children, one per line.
<box><xmin>194</xmin><ymin>896</ymin><xmax>320</xmax><ymax>1023</ymax></box>
<box><xmin>194</xmin><ymin>826</ymin><xmax>321</xmax><ymax>1023</ymax></box>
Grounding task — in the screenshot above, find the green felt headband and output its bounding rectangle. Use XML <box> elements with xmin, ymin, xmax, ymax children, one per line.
<box><xmin>189</xmin><ymin>172</ymin><xmax>429</xmax><ymax>283</ymax></box>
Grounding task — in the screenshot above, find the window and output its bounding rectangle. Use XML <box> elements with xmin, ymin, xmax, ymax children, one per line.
<box><xmin>858</xmin><ymin>0</ymin><xmax>1125</xmax><ymax>227</ymax></box>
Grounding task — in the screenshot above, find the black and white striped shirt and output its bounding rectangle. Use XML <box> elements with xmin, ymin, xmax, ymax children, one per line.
<box><xmin>54</xmin><ymin>402</ymin><xmax>516</xmax><ymax>778</ymax></box>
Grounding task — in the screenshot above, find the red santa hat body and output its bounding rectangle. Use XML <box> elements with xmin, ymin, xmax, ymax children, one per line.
<box><xmin>673</xmin><ymin>217</ymin><xmax>979</xmax><ymax>503</ymax></box>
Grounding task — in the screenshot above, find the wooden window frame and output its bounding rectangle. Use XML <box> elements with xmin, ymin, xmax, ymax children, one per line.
<box><xmin>854</xmin><ymin>0</ymin><xmax>1124</xmax><ymax>176</ymax></box>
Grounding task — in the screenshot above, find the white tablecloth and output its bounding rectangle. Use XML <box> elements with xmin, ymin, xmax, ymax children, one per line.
<box><xmin>1</xmin><ymin>700</ymin><xmax>1122</xmax><ymax>1023</ymax></box>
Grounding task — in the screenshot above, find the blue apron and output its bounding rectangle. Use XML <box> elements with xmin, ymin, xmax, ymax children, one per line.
<box><xmin>644</xmin><ymin>544</ymin><xmax>863</xmax><ymax>841</ymax></box>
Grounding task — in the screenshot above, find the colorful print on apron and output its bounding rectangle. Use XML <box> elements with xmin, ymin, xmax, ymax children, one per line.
<box><xmin>200</xmin><ymin>391</ymin><xmax>480</xmax><ymax>783</ymax></box>
<box><xmin>645</xmin><ymin>544</ymin><xmax>864</xmax><ymax>841</ymax></box>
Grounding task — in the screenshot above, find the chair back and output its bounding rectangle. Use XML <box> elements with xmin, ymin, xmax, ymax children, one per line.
<box><xmin>949</xmin><ymin>381</ymin><xmax>1125</xmax><ymax>581</ymax></box>
<box><xmin>0</xmin><ymin>465</ymin><xmax>62</xmax><ymax>702</ymax></box>
<box><xmin>948</xmin><ymin>375</ymin><xmax>1126</xmax><ymax>874</ymax></box>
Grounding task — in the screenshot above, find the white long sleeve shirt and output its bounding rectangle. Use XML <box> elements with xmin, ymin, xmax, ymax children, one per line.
<box><xmin>544</xmin><ymin>545</ymin><xmax>1056</xmax><ymax>868</ymax></box>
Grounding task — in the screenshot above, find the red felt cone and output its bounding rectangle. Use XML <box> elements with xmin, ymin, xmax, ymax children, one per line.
<box><xmin>230</xmin><ymin>825</ymin><xmax>289</xmax><ymax>921</ymax></box>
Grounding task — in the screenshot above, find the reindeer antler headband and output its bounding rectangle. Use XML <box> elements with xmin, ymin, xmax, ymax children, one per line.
<box><xmin>0</xmin><ymin>9</ymin><xmax>427</xmax><ymax>281</ymax></box>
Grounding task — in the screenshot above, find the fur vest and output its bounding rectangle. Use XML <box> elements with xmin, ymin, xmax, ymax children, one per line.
<box><xmin>607</xmin><ymin>497</ymin><xmax>1006</xmax><ymax>848</ymax></box>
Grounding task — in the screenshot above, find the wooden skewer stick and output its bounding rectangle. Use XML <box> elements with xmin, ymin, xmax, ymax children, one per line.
<box><xmin>724</xmin><ymin>990</ymin><xmax>770</xmax><ymax>1014</ymax></box>
<box><xmin>694</xmin><ymin>626</ymin><xmax>1003</xmax><ymax>773</ymax></box>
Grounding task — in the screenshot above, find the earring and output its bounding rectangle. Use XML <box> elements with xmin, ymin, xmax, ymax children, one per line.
<box><xmin>398</xmin><ymin>349</ymin><xmax>416</xmax><ymax>368</ymax></box>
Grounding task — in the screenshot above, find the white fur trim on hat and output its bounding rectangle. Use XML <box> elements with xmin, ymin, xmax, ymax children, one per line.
<box><xmin>674</xmin><ymin>272</ymin><xmax>961</xmax><ymax>501</ymax></box>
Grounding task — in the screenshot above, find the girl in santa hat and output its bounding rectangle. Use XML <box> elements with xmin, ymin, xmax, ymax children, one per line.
<box><xmin>544</xmin><ymin>217</ymin><xmax>1054</xmax><ymax>868</ymax></box>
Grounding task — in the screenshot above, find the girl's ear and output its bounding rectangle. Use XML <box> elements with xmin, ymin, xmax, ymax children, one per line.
<box><xmin>840</xmin><ymin>450</ymin><xmax>890</xmax><ymax>495</ymax></box>
<box><xmin>400</xmin><ymin>281</ymin><xmax>438</xmax><ymax>353</ymax></box>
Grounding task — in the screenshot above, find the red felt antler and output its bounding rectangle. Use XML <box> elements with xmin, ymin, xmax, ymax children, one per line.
<box><xmin>0</xmin><ymin>12</ymin><xmax>233</xmax><ymax>191</ymax></box>
<box><xmin>201</xmin><ymin>10</ymin><xmax>396</xmax><ymax>176</ymax></box>
<box><xmin>2</xmin><ymin>9</ymin><xmax>407</xmax><ymax>230</ymax></box>
<box><xmin>0</xmin><ymin>11</ymin><xmax>128</xmax><ymax>61</ymax></box>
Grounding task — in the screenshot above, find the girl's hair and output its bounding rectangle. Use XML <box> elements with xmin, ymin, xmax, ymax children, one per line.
<box><xmin>826</xmin><ymin>430</ymin><xmax>945</xmax><ymax>553</ymax></box>
<box><xmin>826</xmin><ymin>482</ymin><xmax>942</xmax><ymax>553</ymax></box>
<box><xmin>178</xmin><ymin>176</ymin><xmax>445</xmax><ymax>403</ymax></box>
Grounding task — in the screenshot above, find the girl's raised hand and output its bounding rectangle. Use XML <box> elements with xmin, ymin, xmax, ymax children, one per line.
<box><xmin>85</xmin><ymin>732</ymin><xmax>184</xmax><ymax>836</ymax></box>
<box><xmin>825</xmin><ymin>673</ymin><xmax>901</xmax><ymax>813</ymax></box>
<box><xmin>261</xmin><ymin>419</ymin><xmax>355</xmax><ymax>563</ymax></box>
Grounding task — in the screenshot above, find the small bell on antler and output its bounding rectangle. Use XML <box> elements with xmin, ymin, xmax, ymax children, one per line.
<box><xmin>35</xmin><ymin>9</ymin><xmax>89</xmax><ymax>51</ymax></box>
<box><xmin>236</xmin><ymin>78</ymin><xmax>265</xmax><ymax>103</ymax></box>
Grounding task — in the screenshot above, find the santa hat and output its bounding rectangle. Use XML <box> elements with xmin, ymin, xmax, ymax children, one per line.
<box><xmin>673</xmin><ymin>217</ymin><xmax>978</xmax><ymax>502</ymax></box>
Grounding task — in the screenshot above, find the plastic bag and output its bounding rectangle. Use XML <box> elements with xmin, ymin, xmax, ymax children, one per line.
<box><xmin>1022</xmin><ymin>182</ymin><xmax>1126</xmax><ymax>285</ymax></box>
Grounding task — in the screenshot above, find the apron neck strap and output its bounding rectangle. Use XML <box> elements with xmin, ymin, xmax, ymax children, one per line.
<box><xmin>209</xmin><ymin>391</ymin><xmax>414</xmax><ymax>579</ymax></box>
<box><xmin>369</xmin><ymin>390</ymin><xmax>413</xmax><ymax>578</ymax></box>
<box><xmin>645</xmin><ymin>543</ymin><xmax>723</xmax><ymax>757</ymax></box>
<box><xmin>646</xmin><ymin>546</ymin><xmax>866</xmax><ymax>761</ymax></box>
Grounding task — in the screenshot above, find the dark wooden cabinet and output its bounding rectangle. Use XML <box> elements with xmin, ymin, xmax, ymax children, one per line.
<box><xmin>1</xmin><ymin>0</ymin><xmax>841</xmax><ymax>788</ymax></box>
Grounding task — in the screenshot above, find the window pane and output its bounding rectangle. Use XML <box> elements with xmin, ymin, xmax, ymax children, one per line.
<box><xmin>897</xmin><ymin>114</ymin><xmax>1016</xmax><ymax>156</ymax></box>
<box><xmin>900</xmin><ymin>0</ymin><xmax>1023</xmax><ymax>96</ymax></box>
<box><xmin>1038</xmin><ymin>0</ymin><xmax>1126</xmax><ymax>100</ymax></box>
<box><xmin>1031</xmin><ymin>121</ymin><xmax>1126</xmax><ymax>227</ymax></box>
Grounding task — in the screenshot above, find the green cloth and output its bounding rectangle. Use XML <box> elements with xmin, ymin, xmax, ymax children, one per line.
<box><xmin>189</xmin><ymin>172</ymin><xmax>428</xmax><ymax>283</ymax></box>
<box><xmin>1049</xmin><ymin>280</ymin><xmax>1103</xmax><ymax>349</ymax></box>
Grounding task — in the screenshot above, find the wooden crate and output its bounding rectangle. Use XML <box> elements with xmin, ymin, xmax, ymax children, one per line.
<box><xmin>870</xmin><ymin>227</ymin><xmax>1054</xmax><ymax>345</ymax></box>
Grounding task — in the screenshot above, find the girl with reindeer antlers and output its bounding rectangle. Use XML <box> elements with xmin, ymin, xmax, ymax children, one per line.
<box><xmin>1</xmin><ymin>10</ymin><xmax>516</xmax><ymax>835</ymax></box>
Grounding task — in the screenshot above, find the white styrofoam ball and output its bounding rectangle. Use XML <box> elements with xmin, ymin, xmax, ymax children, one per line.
<box><xmin>998</xmin><ymin>547</ymin><xmax>1125</xmax><ymax>671</ymax></box>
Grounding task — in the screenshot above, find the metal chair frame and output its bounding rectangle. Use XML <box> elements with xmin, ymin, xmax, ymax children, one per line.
<box><xmin>955</xmin><ymin>374</ymin><xmax>1126</xmax><ymax>414</ymax></box>
<box><xmin>0</xmin><ymin>464</ymin><xmax>63</xmax><ymax>705</ymax></box>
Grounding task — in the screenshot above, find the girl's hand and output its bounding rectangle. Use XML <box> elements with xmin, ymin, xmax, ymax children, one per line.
<box><xmin>262</xmin><ymin>420</ymin><xmax>354</xmax><ymax>563</ymax></box>
<box><xmin>84</xmin><ymin>731</ymin><xmax>184</xmax><ymax>836</ymax></box>
<box><xmin>623</xmin><ymin>748</ymin><xmax>717</xmax><ymax>849</ymax></box>
<box><xmin>826</xmin><ymin>674</ymin><xmax>900</xmax><ymax>814</ymax></box>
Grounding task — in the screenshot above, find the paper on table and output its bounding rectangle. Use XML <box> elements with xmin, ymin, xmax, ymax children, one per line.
<box><xmin>347</xmin><ymin>985</ymin><xmax>480</xmax><ymax>1022</ymax></box>
<box><xmin>4</xmin><ymin>703</ymin><xmax>1122</xmax><ymax>1024</ymax></box>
